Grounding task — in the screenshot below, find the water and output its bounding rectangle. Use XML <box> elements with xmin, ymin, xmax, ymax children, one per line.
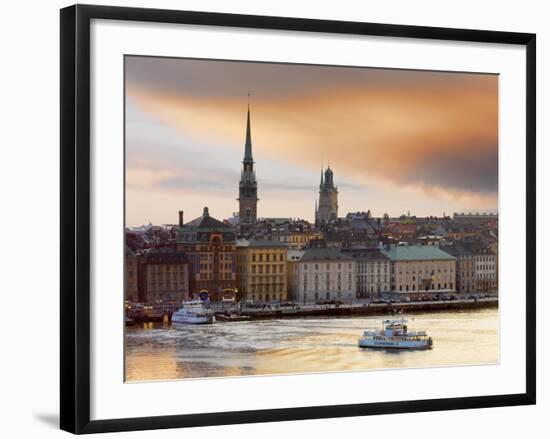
<box><xmin>125</xmin><ymin>308</ymin><xmax>498</xmax><ymax>382</ymax></box>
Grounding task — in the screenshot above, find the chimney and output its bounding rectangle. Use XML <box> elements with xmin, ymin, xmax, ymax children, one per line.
<box><xmin>178</xmin><ymin>210</ymin><xmax>184</xmax><ymax>227</ymax></box>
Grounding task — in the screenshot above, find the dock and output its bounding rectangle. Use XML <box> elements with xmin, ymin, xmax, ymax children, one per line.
<box><xmin>125</xmin><ymin>298</ymin><xmax>498</xmax><ymax>324</ymax></box>
<box><xmin>239</xmin><ymin>297</ymin><xmax>498</xmax><ymax>320</ymax></box>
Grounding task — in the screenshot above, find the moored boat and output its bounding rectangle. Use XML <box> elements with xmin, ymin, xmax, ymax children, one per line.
<box><xmin>172</xmin><ymin>300</ymin><xmax>215</xmax><ymax>325</ymax></box>
<box><xmin>215</xmin><ymin>313</ymin><xmax>251</xmax><ymax>322</ymax></box>
<box><xmin>358</xmin><ymin>318</ymin><xmax>432</xmax><ymax>349</ymax></box>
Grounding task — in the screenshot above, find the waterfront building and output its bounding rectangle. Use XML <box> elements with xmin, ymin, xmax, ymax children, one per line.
<box><xmin>137</xmin><ymin>247</ymin><xmax>189</xmax><ymax>303</ymax></box>
<box><xmin>176</xmin><ymin>207</ymin><xmax>238</xmax><ymax>302</ymax></box>
<box><xmin>238</xmin><ymin>104</ymin><xmax>258</xmax><ymax>233</ymax></box>
<box><xmin>286</xmin><ymin>249</ymin><xmax>305</xmax><ymax>301</ymax></box>
<box><xmin>382</xmin><ymin>244</ymin><xmax>456</xmax><ymax>297</ymax></box>
<box><xmin>440</xmin><ymin>242</ymin><xmax>476</xmax><ymax>295</ymax></box>
<box><xmin>125</xmin><ymin>246</ymin><xmax>139</xmax><ymax>302</ymax></box>
<box><xmin>292</xmin><ymin>240</ymin><xmax>356</xmax><ymax>303</ymax></box>
<box><xmin>463</xmin><ymin>241</ymin><xmax>498</xmax><ymax>293</ymax></box>
<box><xmin>315</xmin><ymin>166</ymin><xmax>338</xmax><ymax>224</ymax></box>
<box><xmin>236</xmin><ymin>239</ymin><xmax>288</xmax><ymax>302</ymax></box>
<box><xmin>342</xmin><ymin>248</ymin><xmax>390</xmax><ymax>298</ymax></box>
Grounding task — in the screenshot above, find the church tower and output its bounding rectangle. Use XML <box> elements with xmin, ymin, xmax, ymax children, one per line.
<box><xmin>316</xmin><ymin>165</ymin><xmax>338</xmax><ymax>224</ymax></box>
<box><xmin>238</xmin><ymin>102</ymin><xmax>258</xmax><ymax>232</ymax></box>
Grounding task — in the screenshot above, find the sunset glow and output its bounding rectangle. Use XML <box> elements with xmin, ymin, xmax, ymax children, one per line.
<box><xmin>125</xmin><ymin>56</ymin><xmax>498</xmax><ymax>226</ymax></box>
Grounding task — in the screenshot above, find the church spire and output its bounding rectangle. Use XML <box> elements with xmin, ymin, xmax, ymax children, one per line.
<box><xmin>319</xmin><ymin>164</ymin><xmax>324</xmax><ymax>189</ymax></box>
<box><xmin>243</xmin><ymin>95</ymin><xmax>253</xmax><ymax>163</ymax></box>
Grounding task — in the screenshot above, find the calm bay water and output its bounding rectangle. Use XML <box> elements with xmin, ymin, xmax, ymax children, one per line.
<box><xmin>125</xmin><ymin>308</ymin><xmax>498</xmax><ymax>382</ymax></box>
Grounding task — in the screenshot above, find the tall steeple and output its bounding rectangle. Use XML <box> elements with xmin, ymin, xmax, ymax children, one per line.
<box><xmin>238</xmin><ymin>96</ymin><xmax>258</xmax><ymax>233</ymax></box>
<box><xmin>319</xmin><ymin>164</ymin><xmax>324</xmax><ymax>190</ymax></box>
<box><xmin>243</xmin><ymin>98</ymin><xmax>253</xmax><ymax>163</ymax></box>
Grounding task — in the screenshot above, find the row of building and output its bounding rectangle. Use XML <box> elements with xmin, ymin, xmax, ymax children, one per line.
<box><xmin>125</xmin><ymin>104</ymin><xmax>497</xmax><ymax>304</ymax></box>
<box><xmin>126</xmin><ymin>207</ymin><xmax>497</xmax><ymax>305</ymax></box>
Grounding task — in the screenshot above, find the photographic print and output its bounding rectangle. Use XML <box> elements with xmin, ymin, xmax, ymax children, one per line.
<box><xmin>124</xmin><ymin>56</ymin><xmax>499</xmax><ymax>382</ymax></box>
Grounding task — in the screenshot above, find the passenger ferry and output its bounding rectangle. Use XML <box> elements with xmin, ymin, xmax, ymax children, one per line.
<box><xmin>172</xmin><ymin>300</ymin><xmax>215</xmax><ymax>325</ymax></box>
<box><xmin>358</xmin><ymin>318</ymin><xmax>432</xmax><ymax>349</ymax></box>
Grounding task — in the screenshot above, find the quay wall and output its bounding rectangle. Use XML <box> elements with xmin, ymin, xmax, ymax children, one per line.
<box><xmin>127</xmin><ymin>298</ymin><xmax>498</xmax><ymax>324</ymax></box>
<box><xmin>239</xmin><ymin>298</ymin><xmax>498</xmax><ymax>320</ymax></box>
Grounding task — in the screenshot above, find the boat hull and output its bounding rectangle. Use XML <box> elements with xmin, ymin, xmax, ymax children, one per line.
<box><xmin>172</xmin><ymin>315</ymin><xmax>215</xmax><ymax>325</ymax></box>
<box><xmin>358</xmin><ymin>338</ymin><xmax>432</xmax><ymax>350</ymax></box>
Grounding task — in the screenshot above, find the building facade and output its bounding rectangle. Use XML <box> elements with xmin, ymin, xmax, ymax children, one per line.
<box><xmin>238</xmin><ymin>105</ymin><xmax>258</xmax><ymax>233</ymax></box>
<box><xmin>383</xmin><ymin>245</ymin><xmax>456</xmax><ymax>296</ymax></box>
<box><xmin>236</xmin><ymin>239</ymin><xmax>288</xmax><ymax>303</ymax></box>
<box><xmin>342</xmin><ymin>248</ymin><xmax>390</xmax><ymax>298</ymax></box>
<box><xmin>125</xmin><ymin>246</ymin><xmax>139</xmax><ymax>302</ymax></box>
<box><xmin>176</xmin><ymin>207</ymin><xmax>238</xmax><ymax>302</ymax></box>
<box><xmin>464</xmin><ymin>241</ymin><xmax>498</xmax><ymax>292</ymax></box>
<box><xmin>291</xmin><ymin>241</ymin><xmax>356</xmax><ymax>303</ymax></box>
<box><xmin>137</xmin><ymin>247</ymin><xmax>189</xmax><ymax>303</ymax></box>
<box><xmin>440</xmin><ymin>243</ymin><xmax>476</xmax><ymax>295</ymax></box>
<box><xmin>315</xmin><ymin>166</ymin><xmax>338</xmax><ymax>224</ymax></box>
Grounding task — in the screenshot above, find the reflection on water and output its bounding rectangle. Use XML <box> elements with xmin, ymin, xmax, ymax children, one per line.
<box><xmin>125</xmin><ymin>308</ymin><xmax>498</xmax><ymax>382</ymax></box>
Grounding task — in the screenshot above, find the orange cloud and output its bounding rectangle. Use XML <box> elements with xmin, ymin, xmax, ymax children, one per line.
<box><xmin>127</xmin><ymin>71</ymin><xmax>497</xmax><ymax>208</ymax></box>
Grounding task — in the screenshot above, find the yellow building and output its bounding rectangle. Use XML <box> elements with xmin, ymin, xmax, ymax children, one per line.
<box><xmin>236</xmin><ymin>239</ymin><xmax>288</xmax><ymax>303</ymax></box>
<box><xmin>382</xmin><ymin>245</ymin><xmax>456</xmax><ymax>296</ymax></box>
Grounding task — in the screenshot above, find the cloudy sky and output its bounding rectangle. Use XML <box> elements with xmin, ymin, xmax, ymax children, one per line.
<box><xmin>125</xmin><ymin>56</ymin><xmax>498</xmax><ymax>227</ymax></box>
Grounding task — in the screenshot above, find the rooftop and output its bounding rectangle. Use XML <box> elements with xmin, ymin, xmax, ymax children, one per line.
<box><xmin>342</xmin><ymin>247</ymin><xmax>389</xmax><ymax>261</ymax></box>
<box><xmin>382</xmin><ymin>245</ymin><xmax>455</xmax><ymax>261</ymax></box>
<box><xmin>440</xmin><ymin>243</ymin><xmax>474</xmax><ymax>258</ymax></box>
<box><xmin>184</xmin><ymin>207</ymin><xmax>231</xmax><ymax>231</ymax></box>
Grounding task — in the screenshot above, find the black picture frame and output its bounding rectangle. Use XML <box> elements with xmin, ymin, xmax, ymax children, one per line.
<box><xmin>60</xmin><ymin>4</ymin><xmax>536</xmax><ymax>434</ymax></box>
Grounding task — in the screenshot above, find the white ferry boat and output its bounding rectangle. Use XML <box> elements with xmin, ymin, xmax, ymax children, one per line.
<box><xmin>358</xmin><ymin>318</ymin><xmax>432</xmax><ymax>349</ymax></box>
<box><xmin>172</xmin><ymin>301</ymin><xmax>215</xmax><ymax>325</ymax></box>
